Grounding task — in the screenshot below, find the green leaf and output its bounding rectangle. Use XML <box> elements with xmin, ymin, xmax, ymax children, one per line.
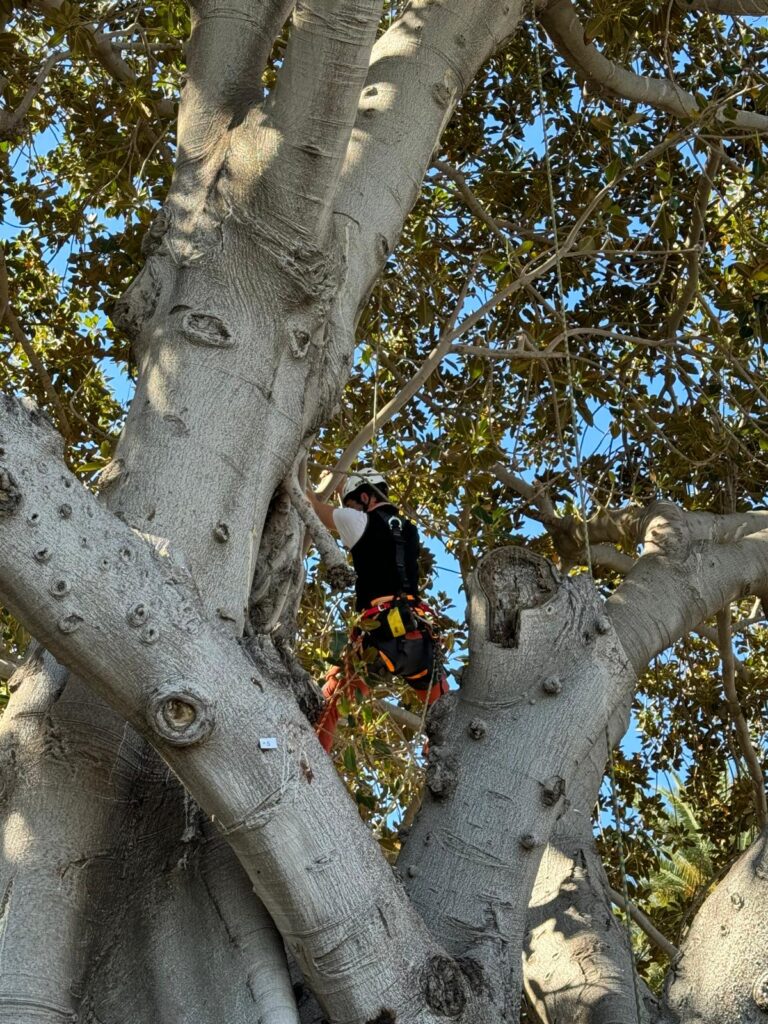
<box><xmin>343</xmin><ymin>746</ymin><xmax>357</xmax><ymax>773</ymax></box>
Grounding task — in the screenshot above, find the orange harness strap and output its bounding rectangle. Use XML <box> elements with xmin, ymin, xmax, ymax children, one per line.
<box><xmin>315</xmin><ymin>656</ymin><xmax>370</xmax><ymax>753</ymax></box>
<box><xmin>314</xmin><ymin>597</ymin><xmax>446</xmax><ymax>752</ymax></box>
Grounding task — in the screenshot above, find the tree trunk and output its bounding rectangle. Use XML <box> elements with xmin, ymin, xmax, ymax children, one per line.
<box><xmin>666</xmin><ymin>830</ymin><xmax>768</xmax><ymax>1024</ymax></box>
<box><xmin>398</xmin><ymin>548</ymin><xmax>635</xmax><ymax>1018</ymax></box>
<box><xmin>1</xmin><ymin>3</ymin><xmax>533</xmax><ymax>1019</ymax></box>
<box><xmin>7</xmin><ymin>2</ymin><xmax>768</xmax><ymax>1021</ymax></box>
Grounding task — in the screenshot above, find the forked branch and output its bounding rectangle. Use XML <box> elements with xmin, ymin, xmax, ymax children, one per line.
<box><xmin>540</xmin><ymin>0</ymin><xmax>768</xmax><ymax>134</ymax></box>
<box><xmin>32</xmin><ymin>0</ymin><xmax>175</xmax><ymax>119</ymax></box>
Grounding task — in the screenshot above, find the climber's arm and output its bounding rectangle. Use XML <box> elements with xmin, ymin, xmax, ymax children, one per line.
<box><xmin>306</xmin><ymin>488</ymin><xmax>339</xmax><ymax>533</ymax></box>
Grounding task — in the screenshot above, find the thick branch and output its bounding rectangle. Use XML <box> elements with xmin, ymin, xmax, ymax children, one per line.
<box><xmin>540</xmin><ymin>0</ymin><xmax>768</xmax><ymax>133</ymax></box>
<box><xmin>0</xmin><ymin>395</ymin><xmax>485</xmax><ymax>1023</ymax></box>
<box><xmin>35</xmin><ymin>0</ymin><xmax>134</xmax><ymax>83</ymax></box>
<box><xmin>523</xmin><ymin>637</ymin><xmax>669</xmax><ymax>1024</ymax></box>
<box><xmin>526</xmin><ymin>809</ymin><xmax>674</xmax><ymax>1024</ymax></box>
<box><xmin>175</xmin><ymin>0</ymin><xmax>293</xmax><ymax>212</ymax></box>
<box><xmin>400</xmin><ymin>547</ymin><xmax>635</xmax><ymax>1018</ymax></box>
<box><xmin>666</xmin><ymin>829</ymin><xmax>768</xmax><ymax>1021</ymax></box>
<box><xmin>638</xmin><ymin>502</ymin><xmax>768</xmax><ymax>556</ymax></box>
<box><xmin>333</xmin><ymin>0</ymin><xmax>525</xmax><ymax>318</ymax></box>
<box><xmin>587</xmin><ymin>542</ymin><xmax>637</xmax><ymax>574</ymax></box>
<box><xmin>269</xmin><ymin>0</ymin><xmax>383</xmax><ymax>235</ymax></box>
<box><xmin>608</xmin><ymin>511</ymin><xmax>768</xmax><ymax>673</ymax></box>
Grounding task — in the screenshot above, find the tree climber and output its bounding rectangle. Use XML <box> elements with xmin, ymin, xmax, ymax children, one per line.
<box><xmin>307</xmin><ymin>469</ymin><xmax>449</xmax><ymax>752</ymax></box>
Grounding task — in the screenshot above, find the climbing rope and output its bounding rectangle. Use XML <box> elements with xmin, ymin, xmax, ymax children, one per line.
<box><xmin>531</xmin><ymin>18</ymin><xmax>593</xmax><ymax>577</ymax></box>
<box><xmin>531</xmin><ymin>17</ymin><xmax>643</xmax><ymax>1023</ymax></box>
<box><xmin>371</xmin><ymin>281</ymin><xmax>383</xmax><ymax>474</ymax></box>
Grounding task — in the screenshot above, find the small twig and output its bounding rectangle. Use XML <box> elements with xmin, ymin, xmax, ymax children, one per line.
<box><xmin>431</xmin><ymin>158</ymin><xmax>512</xmax><ymax>246</ymax></box>
<box><xmin>665</xmin><ymin>148</ymin><xmax>722</xmax><ymax>335</ymax></box>
<box><xmin>0</xmin><ymin>247</ymin><xmax>73</xmax><ymax>442</ymax></box>
<box><xmin>376</xmin><ymin>699</ymin><xmax>423</xmax><ymax>732</ymax></box>
<box><xmin>542</xmin><ymin>326</ymin><xmax>675</xmax><ymax>351</ymax></box>
<box><xmin>492</xmin><ymin>461</ymin><xmax>639</xmax><ymax>572</ymax></box>
<box><xmin>607</xmin><ymin>887</ymin><xmax>680</xmax><ymax>961</ymax></box>
<box><xmin>324</xmin><ymin>259</ymin><xmax>478</xmax><ymax>498</ymax></box>
<box><xmin>67</xmin><ymin>402</ymin><xmax>113</xmax><ymax>442</ymax></box>
<box><xmin>695</xmin><ymin>602</ymin><xmax>765</xmax><ymax>685</ymax></box>
<box><xmin>716</xmin><ymin>606</ymin><xmax>768</xmax><ymax>828</ymax></box>
<box><xmin>431</xmin><ymin>159</ymin><xmax>558</xmax><ymax>314</ymax></box>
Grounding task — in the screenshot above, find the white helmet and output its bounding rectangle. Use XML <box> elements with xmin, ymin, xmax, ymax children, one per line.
<box><xmin>341</xmin><ymin>469</ymin><xmax>387</xmax><ymax>503</ymax></box>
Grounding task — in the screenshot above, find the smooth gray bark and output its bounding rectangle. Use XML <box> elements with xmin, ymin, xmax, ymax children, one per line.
<box><xmin>6</xmin><ymin>390</ymin><xmax>768</xmax><ymax>1020</ymax></box>
<box><xmin>524</xmin><ymin>806</ymin><xmax>675</xmax><ymax>1024</ymax></box>
<box><xmin>666</xmin><ymin>831</ymin><xmax>768</xmax><ymax>1023</ymax></box>
<box><xmin>0</xmin><ymin>3</ymin><xmax>527</xmax><ymax>1019</ymax></box>
<box><xmin>0</xmin><ymin>394</ymin><xmax>499</xmax><ymax>1022</ymax></box>
<box><xmin>399</xmin><ymin>548</ymin><xmax>635</xmax><ymax>1019</ymax></box>
<box><xmin>519</xmin><ymin>505</ymin><xmax>768</xmax><ymax>1024</ymax></box>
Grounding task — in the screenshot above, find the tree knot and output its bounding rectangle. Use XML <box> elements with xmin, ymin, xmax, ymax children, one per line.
<box><xmin>365</xmin><ymin>1011</ymin><xmax>396</xmax><ymax>1024</ymax></box>
<box><xmin>472</xmin><ymin>547</ymin><xmax>561</xmax><ymax>647</ymax></box>
<box><xmin>147</xmin><ymin>682</ymin><xmax>215</xmax><ymax>747</ymax></box>
<box><xmin>326</xmin><ymin>563</ymin><xmax>356</xmax><ymax>593</ymax></box>
<box><xmin>422</xmin><ymin>955</ymin><xmax>486</xmax><ymax>1017</ymax></box>
<box><xmin>425</xmin><ymin>749</ymin><xmax>458</xmax><ymax>800</ymax></box>
<box><xmin>754</xmin><ymin>972</ymin><xmax>768</xmax><ymax>1012</ymax></box>
<box><xmin>0</xmin><ymin>468</ymin><xmax>21</xmax><ymax>517</ymax></box>
<box><xmin>180</xmin><ymin>310</ymin><xmax>234</xmax><ymax>349</ymax></box>
<box><xmin>141</xmin><ymin>207</ymin><xmax>171</xmax><ymax>257</ymax></box>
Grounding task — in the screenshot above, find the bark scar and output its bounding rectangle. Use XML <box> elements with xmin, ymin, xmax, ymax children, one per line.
<box><xmin>0</xmin><ymin>467</ymin><xmax>22</xmax><ymax>516</ymax></box>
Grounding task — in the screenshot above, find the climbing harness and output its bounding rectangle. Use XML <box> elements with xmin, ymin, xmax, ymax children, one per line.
<box><xmin>313</xmin><ymin>497</ymin><xmax>448</xmax><ymax>750</ymax></box>
<box><xmin>532</xmin><ymin>18</ymin><xmax>643</xmax><ymax>1023</ymax></box>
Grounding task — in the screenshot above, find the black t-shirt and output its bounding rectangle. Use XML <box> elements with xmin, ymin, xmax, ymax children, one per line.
<box><xmin>350</xmin><ymin>504</ymin><xmax>420</xmax><ymax>611</ymax></box>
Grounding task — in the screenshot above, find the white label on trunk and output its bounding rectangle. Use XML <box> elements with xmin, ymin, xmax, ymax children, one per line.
<box><xmin>259</xmin><ymin>737</ymin><xmax>278</xmax><ymax>750</ymax></box>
